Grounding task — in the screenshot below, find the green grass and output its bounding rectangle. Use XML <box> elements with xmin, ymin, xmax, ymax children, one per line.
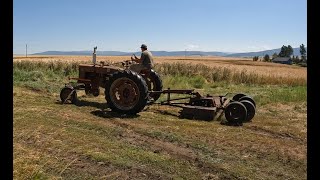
<box><xmin>159</xmin><ymin>77</ymin><xmax>306</xmax><ymax>106</ymax></box>
<box><xmin>161</xmin><ymin>75</ymin><xmax>207</xmax><ymax>89</ymax></box>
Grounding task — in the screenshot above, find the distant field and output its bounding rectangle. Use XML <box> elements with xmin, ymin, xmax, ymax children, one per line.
<box><xmin>13</xmin><ymin>55</ymin><xmax>307</xmax><ymax>79</ymax></box>
<box><xmin>13</xmin><ymin>56</ymin><xmax>307</xmax><ymax>179</ymax></box>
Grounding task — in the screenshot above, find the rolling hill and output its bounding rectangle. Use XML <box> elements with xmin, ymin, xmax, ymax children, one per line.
<box><xmin>225</xmin><ymin>47</ymin><xmax>306</xmax><ymax>57</ymax></box>
<box><xmin>32</xmin><ymin>47</ymin><xmax>305</xmax><ymax>57</ymax></box>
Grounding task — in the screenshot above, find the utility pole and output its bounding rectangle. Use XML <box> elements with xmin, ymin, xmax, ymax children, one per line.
<box><xmin>26</xmin><ymin>44</ymin><xmax>28</xmax><ymax>57</ymax></box>
<box><xmin>185</xmin><ymin>49</ymin><xmax>186</xmax><ymax>59</ymax></box>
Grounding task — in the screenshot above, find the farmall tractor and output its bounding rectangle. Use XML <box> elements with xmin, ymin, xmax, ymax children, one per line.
<box><xmin>60</xmin><ymin>47</ymin><xmax>256</xmax><ymax>124</ymax></box>
<box><xmin>60</xmin><ymin>47</ymin><xmax>162</xmax><ymax>114</ymax></box>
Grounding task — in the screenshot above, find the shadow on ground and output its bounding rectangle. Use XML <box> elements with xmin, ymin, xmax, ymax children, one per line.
<box><xmin>55</xmin><ymin>99</ymin><xmax>108</xmax><ymax>109</ymax></box>
<box><xmin>56</xmin><ymin>99</ymin><xmax>245</xmax><ymax>125</ymax></box>
<box><xmin>152</xmin><ymin>109</ymin><xmax>244</xmax><ymax>126</ymax></box>
<box><xmin>91</xmin><ymin>110</ymin><xmax>140</xmax><ymax>119</ymax></box>
<box><xmin>56</xmin><ymin>99</ymin><xmax>140</xmax><ymax>119</ymax></box>
<box><xmin>74</xmin><ymin>100</ymin><xmax>108</xmax><ymax>109</ymax></box>
<box><xmin>152</xmin><ymin>109</ymin><xmax>180</xmax><ymax>118</ymax></box>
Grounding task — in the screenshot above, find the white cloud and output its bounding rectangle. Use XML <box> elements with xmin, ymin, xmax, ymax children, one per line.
<box><xmin>245</xmin><ymin>45</ymin><xmax>272</xmax><ymax>52</ymax></box>
<box><xmin>185</xmin><ymin>44</ymin><xmax>200</xmax><ymax>50</ymax></box>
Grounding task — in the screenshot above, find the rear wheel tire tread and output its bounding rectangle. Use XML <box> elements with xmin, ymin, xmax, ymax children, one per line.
<box><xmin>147</xmin><ymin>69</ymin><xmax>163</xmax><ymax>101</ymax></box>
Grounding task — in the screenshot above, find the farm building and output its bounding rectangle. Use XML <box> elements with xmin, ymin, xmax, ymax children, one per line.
<box><xmin>272</xmin><ymin>57</ymin><xmax>292</xmax><ymax>65</ymax></box>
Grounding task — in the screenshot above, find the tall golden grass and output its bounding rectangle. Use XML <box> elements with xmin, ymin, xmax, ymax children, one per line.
<box><xmin>156</xmin><ymin>62</ymin><xmax>306</xmax><ymax>86</ymax></box>
<box><xmin>13</xmin><ymin>55</ymin><xmax>306</xmax><ymax>86</ymax></box>
<box><xmin>14</xmin><ymin>55</ymin><xmax>307</xmax><ymax>78</ymax></box>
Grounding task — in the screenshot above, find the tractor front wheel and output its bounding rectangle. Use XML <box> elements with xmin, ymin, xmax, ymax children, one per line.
<box><xmin>60</xmin><ymin>86</ymin><xmax>77</xmax><ymax>104</ymax></box>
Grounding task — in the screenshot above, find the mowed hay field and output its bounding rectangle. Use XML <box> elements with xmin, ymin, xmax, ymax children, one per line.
<box><xmin>13</xmin><ymin>55</ymin><xmax>307</xmax><ymax>179</ymax></box>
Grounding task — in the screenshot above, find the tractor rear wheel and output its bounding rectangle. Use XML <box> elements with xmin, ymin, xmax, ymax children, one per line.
<box><xmin>105</xmin><ymin>70</ymin><xmax>148</xmax><ymax>114</ymax></box>
<box><xmin>145</xmin><ymin>69</ymin><xmax>163</xmax><ymax>101</ymax></box>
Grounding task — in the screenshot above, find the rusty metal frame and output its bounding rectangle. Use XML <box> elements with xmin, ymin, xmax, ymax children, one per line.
<box><xmin>148</xmin><ymin>88</ymin><xmax>233</xmax><ymax>121</ymax></box>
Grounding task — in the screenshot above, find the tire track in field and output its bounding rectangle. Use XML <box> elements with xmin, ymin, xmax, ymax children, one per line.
<box><xmin>109</xmin><ymin>120</ymin><xmax>243</xmax><ymax>180</ymax></box>
<box><xmin>244</xmin><ymin>125</ymin><xmax>305</xmax><ymax>144</ymax></box>
<box><xmin>14</xmin><ymin>128</ymin><xmax>168</xmax><ymax>180</ymax></box>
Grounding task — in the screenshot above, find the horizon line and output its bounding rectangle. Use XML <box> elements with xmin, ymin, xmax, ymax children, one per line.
<box><xmin>20</xmin><ymin>46</ymin><xmax>306</xmax><ymax>55</ymax></box>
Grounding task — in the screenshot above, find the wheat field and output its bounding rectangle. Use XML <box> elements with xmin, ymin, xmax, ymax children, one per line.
<box><xmin>13</xmin><ymin>55</ymin><xmax>307</xmax><ymax>80</ymax></box>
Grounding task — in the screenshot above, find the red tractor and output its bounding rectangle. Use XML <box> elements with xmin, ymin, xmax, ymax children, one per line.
<box><xmin>60</xmin><ymin>47</ymin><xmax>162</xmax><ymax>114</ymax></box>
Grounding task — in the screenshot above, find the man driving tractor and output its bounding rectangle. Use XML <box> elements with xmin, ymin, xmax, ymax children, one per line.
<box><xmin>130</xmin><ymin>44</ymin><xmax>154</xmax><ymax>73</ymax></box>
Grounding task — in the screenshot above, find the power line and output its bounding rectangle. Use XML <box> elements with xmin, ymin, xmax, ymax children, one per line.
<box><xmin>26</xmin><ymin>44</ymin><xmax>28</xmax><ymax>57</ymax></box>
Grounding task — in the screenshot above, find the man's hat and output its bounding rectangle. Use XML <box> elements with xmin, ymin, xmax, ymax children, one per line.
<box><xmin>140</xmin><ymin>44</ymin><xmax>147</xmax><ymax>49</ymax></box>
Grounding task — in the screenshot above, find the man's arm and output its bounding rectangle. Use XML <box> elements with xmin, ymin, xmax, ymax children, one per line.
<box><xmin>131</xmin><ymin>53</ymin><xmax>143</xmax><ymax>63</ymax></box>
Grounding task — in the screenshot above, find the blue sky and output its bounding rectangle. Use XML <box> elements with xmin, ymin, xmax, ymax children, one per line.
<box><xmin>13</xmin><ymin>0</ymin><xmax>307</xmax><ymax>54</ymax></box>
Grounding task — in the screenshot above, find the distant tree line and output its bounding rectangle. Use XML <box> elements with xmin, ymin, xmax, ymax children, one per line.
<box><xmin>278</xmin><ymin>45</ymin><xmax>293</xmax><ymax>57</ymax></box>
<box><xmin>253</xmin><ymin>44</ymin><xmax>307</xmax><ymax>66</ymax></box>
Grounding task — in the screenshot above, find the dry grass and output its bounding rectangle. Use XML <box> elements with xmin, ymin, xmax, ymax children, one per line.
<box><xmin>13</xmin><ymin>87</ymin><xmax>307</xmax><ymax>179</ymax></box>
<box><xmin>13</xmin><ymin>55</ymin><xmax>306</xmax><ymax>86</ymax></box>
<box><xmin>13</xmin><ymin>55</ymin><xmax>307</xmax><ymax>79</ymax></box>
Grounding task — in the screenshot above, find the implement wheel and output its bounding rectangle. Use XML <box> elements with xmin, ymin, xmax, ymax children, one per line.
<box><xmin>240</xmin><ymin>100</ymin><xmax>256</xmax><ymax>122</ymax></box>
<box><xmin>232</xmin><ymin>93</ymin><xmax>246</xmax><ymax>101</ymax></box>
<box><xmin>105</xmin><ymin>70</ymin><xmax>148</xmax><ymax>114</ymax></box>
<box><xmin>224</xmin><ymin>101</ymin><xmax>247</xmax><ymax>123</ymax></box>
<box><xmin>239</xmin><ymin>96</ymin><xmax>256</xmax><ymax>107</ymax></box>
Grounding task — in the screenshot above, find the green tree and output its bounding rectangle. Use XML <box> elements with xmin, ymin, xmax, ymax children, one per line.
<box><xmin>300</xmin><ymin>44</ymin><xmax>307</xmax><ymax>62</ymax></box>
<box><xmin>272</xmin><ymin>52</ymin><xmax>278</xmax><ymax>59</ymax></box>
<box><xmin>293</xmin><ymin>55</ymin><xmax>300</xmax><ymax>64</ymax></box>
<box><xmin>253</xmin><ymin>56</ymin><xmax>259</xmax><ymax>61</ymax></box>
<box><xmin>263</xmin><ymin>54</ymin><xmax>270</xmax><ymax>62</ymax></box>
<box><xmin>278</xmin><ymin>45</ymin><xmax>293</xmax><ymax>57</ymax></box>
<box><xmin>278</xmin><ymin>45</ymin><xmax>287</xmax><ymax>57</ymax></box>
<box><xmin>287</xmin><ymin>45</ymin><xmax>293</xmax><ymax>57</ymax></box>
